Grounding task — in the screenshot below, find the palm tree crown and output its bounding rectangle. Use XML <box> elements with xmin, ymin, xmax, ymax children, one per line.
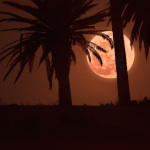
<box><xmin>121</xmin><ymin>0</ymin><xmax>150</xmax><ymax>59</ymax></box>
<box><xmin>0</xmin><ymin>0</ymin><xmax>113</xmax><ymax>88</ymax></box>
<box><xmin>107</xmin><ymin>0</ymin><xmax>150</xmax><ymax>59</ymax></box>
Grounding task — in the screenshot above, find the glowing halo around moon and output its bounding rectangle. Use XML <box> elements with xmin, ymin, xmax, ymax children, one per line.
<box><xmin>87</xmin><ymin>31</ymin><xmax>135</xmax><ymax>79</ymax></box>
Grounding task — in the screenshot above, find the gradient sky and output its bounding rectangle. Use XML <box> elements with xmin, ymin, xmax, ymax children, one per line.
<box><xmin>0</xmin><ymin>0</ymin><xmax>150</xmax><ymax>105</ymax></box>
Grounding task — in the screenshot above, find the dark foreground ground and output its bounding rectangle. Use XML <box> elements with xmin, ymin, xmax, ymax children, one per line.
<box><xmin>0</xmin><ymin>103</ymin><xmax>150</xmax><ymax>150</ymax></box>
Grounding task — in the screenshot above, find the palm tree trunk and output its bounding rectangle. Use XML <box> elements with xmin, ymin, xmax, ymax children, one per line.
<box><xmin>58</xmin><ymin>75</ymin><xmax>72</xmax><ymax>106</ymax></box>
<box><xmin>53</xmin><ymin>43</ymin><xmax>72</xmax><ymax>106</ymax></box>
<box><xmin>110</xmin><ymin>0</ymin><xmax>131</xmax><ymax>104</ymax></box>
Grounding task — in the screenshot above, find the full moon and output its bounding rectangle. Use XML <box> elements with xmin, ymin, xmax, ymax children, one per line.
<box><xmin>87</xmin><ymin>31</ymin><xmax>135</xmax><ymax>78</ymax></box>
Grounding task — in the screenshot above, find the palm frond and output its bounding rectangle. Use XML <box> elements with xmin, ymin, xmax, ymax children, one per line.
<box><xmin>88</xmin><ymin>45</ymin><xmax>103</xmax><ymax>65</ymax></box>
<box><xmin>139</xmin><ymin>23</ymin><xmax>150</xmax><ymax>59</ymax></box>
<box><xmin>122</xmin><ymin>2</ymin><xmax>135</xmax><ymax>28</ymax></box>
<box><xmin>121</xmin><ymin>0</ymin><xmax>150</xmax><ymax>59</ymax></box>
<box><xmin>0</xmin><ymin>0</ymin><xmax>114</xmax><ymax>86</ymax></box>
<box><xmin>86</xmin><ymin>49</ymin><xmax>91</xmax><ymax>62</ymax></box>
<box><xmin>73</xmin><ymin>33</ymin><xmax>92</xmax><ymax>61</ymax></box>
<box><xmin>45</xmin><ymin>56</ymin><xmax>54</xmax><ymax>89</ymax></box>
<box><xmin>0</xmin><ymin>26</ymin><xmax>45</xmax><ymax>32</ymax></box>
<box><xmin>1</xmin><ymin>32</ymin><xmax>43</xmax><ymax>81</ymax></box>
<box><xmin>2</xmin><ymin>35</ymin><xmax>26</xmax><ymax>49</ymax></box>
<box><xmin>3</xmin><ymin>56</ymin><xmax>20</xmax><ymax>81</ymax></box>
<box><xmin>31</xmin><ymin>0</ymin><xmax>44</xmax><ymax>9</ymax></box>
<box><xmin>0</xmin><ymin>11</ymin><xmax>46</xmax><ymax>27</ymax></box>
<box><xmin>0</xmin><ymin>32</ymin><xmax>42</xmax><ymax>56</ymax></box>
<box><xmin>6</xmin><ymin>51</ymin><xmax>19</xmax><ymax>67</ymax></box>
<box><xmin>3</xmin><ymin>1</ymin><xmax>40</xmax><ymax>19</ymax></box>
<box><xmin>67</xmin><ymin>0</ymin><xmax>96</xmax><ymax>25</ymax></box>
<box><xmin>28</xmin><ymin>54</ymin><xmax>35</xmax><ymax>73</ymax></box>
<box><xmin>76</xmin><ymin>30</ymin><xmax>114</xmax><ymax>50</ymax></box>
<box><xmin>89</xmin><ymin>42</ymin><xmax>107</xmax><ymax>53</ymax></box>
<box><xmin>130</xmin><ymin>18</ymin><xmax>143</xmax><ymax>47</ymax></box>
<box><xmin>39</xmin><ymin>43</ymin><xmax>51</xmax><ymax>67</ymax></box>
<box><xmin>1</xmin><ymin>32</ymin><xmax>38</xmax><ymax>49</ymax></box>
<box><xmin>72</xmin><ymin>9</ymin><xmax>108</xmax><ymax>30</ymax></box>
<box><xmin>99</xmin><ymin>33</ymin><xmax>114</xmax><ymax>49</ymax></box>
<box><xmin>76</xmin><ymin>29</ymin><xmax>106</xmax><ymax>34</ymax></box>
<box><xmin>0</xmin><ymin>47</ymin><xmax>19</xmax><ymax>62</ymax></box>
<box><xmin>70</xmin><ymin>49</ymin><xmax>76</xmax><ymax>64</ymax></box>
<box><xmin>14</xmin><ymin>58</ymin><xmax>28</xmax><ymax>83</ymax></box>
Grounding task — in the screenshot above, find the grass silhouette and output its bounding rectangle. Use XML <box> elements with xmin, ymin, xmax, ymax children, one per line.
<box><xmin>0</xmin><ymin>98</ymin><xmax>150</xmax><ymax>149</ymax></box>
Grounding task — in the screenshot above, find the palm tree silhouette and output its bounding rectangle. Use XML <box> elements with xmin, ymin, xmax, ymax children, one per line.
<box><xmin>106</xmin><ymin>0</ymin><xmax>150</xmax><ymax>104</ymax></box>
<box><xmin>0</xmin><ymin>0</ymin><xmax>113</xmax><ymax>106</ymax></box>
<box><xmin>106</xmin><ymin>0</ymin><xmax>131</xmax><ymax>104</ymax></box>
<box><xmin>121</xmin><ymin>0</ymin><xmax>150</xmax><ymax>59</ymax></box>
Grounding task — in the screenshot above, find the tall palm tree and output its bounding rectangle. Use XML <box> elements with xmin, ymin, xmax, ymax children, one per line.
<box><xmin>106</xmin><ymin>0</ymin><xmax>150</xmax><ymax>104</ymax></box>
<box><xmin>106</xmin><ymin>0</ymin><xmax>131</xmax><ymax>104</ymax></box>
<box><xmin>0</xmin><ymin>0</ymin><xmax>113</xmax><ymax>106</ymax></box>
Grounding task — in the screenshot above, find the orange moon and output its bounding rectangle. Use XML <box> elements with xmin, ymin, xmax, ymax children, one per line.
<box><xmin>87</xmin><ymin>31</ymin><xmax>135</xmax><ymax>78</ymax></box>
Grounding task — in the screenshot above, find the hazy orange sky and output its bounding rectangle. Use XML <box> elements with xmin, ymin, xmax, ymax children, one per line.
<box><xmin>0</xmin><ymin>0</ymin><xmax>150</xmax><ymax>105</ymax></box>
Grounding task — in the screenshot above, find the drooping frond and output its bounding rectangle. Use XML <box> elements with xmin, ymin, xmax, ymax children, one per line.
<box><xmin>88</xmin><ymin>44</ymin><xmax>103</xmax><ymax>65</ymax></box>
<box><xmin>45</xmin><ymin>56</ymin><xmax>54</xmax><ymax>89</ymax></box>
<box><xmin>122</xmin><ymin>0</ymin><xmax>150</xmax><ymax>59</ymax></box>
<box><xmin>73</xmin><ymin>32</ymin><xmax>110</xmax><ymax>66</ymax></box>
<box><xmin>72</xmin><ymin>8</ymin><xmax>108</xmax><ymax>31</ymax></box>
<box><xmin>70</xmin><ymin>49</ymin><xmax>76</xmax><ymax>64</ymax></box>
<box><xmin>31</xmin><ymin>0</ymin><xmax>44</xmax><ymax>9</ymax></box>
<box><xmin>66</xmin><ymin>0</ymin><xmax>96</xmax><ymax>26</ymax></box>
<box><xmin>106</xmin><ymin>0</ymin><xmax>128</xmax><ymax>26</ymax></box>
<box><xmin>97</xmin><ymin>33</ymin><xmax>114</xmax><ymax>49</ymax></box>
<box><xmin>106</xmin><ymin>0</ymin><xmax>150</xmax><ymax>59</ymax></box>
<box><xmin>0</xmin><ymin>32</ymin><xmax>43</xmax><ymax>82</ymax></box>
<box><xmin>89</xmin><ymin>42</ymin><xmax>107</xmax><ymax>53</ymax></box>
<box><xmin>0</xmin><ymin>0</ymin><xmax>112</xmax><ymax>86</ymax></box>
<box><xmin>3</xmin><ymin>1</ymin><xmax>42</xmax><ymax>21</ymax></box>
<box><xmin>0</xmin><ymin>11</ymin><xmax>46</xmax><ymax>28</ymax></box>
